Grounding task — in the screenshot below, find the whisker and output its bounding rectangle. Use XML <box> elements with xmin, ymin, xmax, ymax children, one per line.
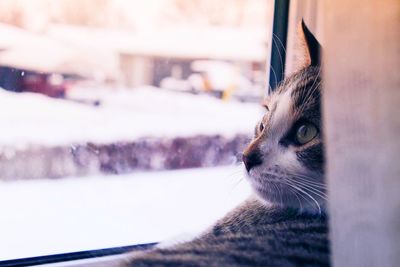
<box><xmin>272</xmin><ymin>36</ymin><xmax>285</xmax><ymax>82</ymax></box>
<box><xmin>231</xmin><ymin>176</ymin><xmax>245</xmax><ymax>188</ymax></box>
<box><xmin>294</xmin><ymin>69</ymin><xmax>321</xmax><ymax>117</ymax></box>
<box><xmin>276</xmin><ymin>182</ymin><xmax>284</xmax><ymax>207</ymax></box>
<box><xmin>298</xmin><ymin>79</ymin><xmax>321</xmax><ymax>115</ymax></box>
<box><xmin>290</xmin><ymin>181</ymin><xmax>328</xmax><ymax>200</ymax></box>
<box><xmin>270</xmin><ymin>65</ymin><xmax>279</xmax><ymax>90</ymax></box>
<box><xmin>284</xmin><ymin>181</ymin><xmax>320</xmax><ymax>213</ymax></box>
<box><xmin>272</xmin><ymin>33</ymin><xmax>287</xmax><ymax>55</ymax></box>
<box><xmin>287</xmin><ymin>186</ymin><xmax>303</xmax><ymax>211</ymax></box>
<box><xmin>261</xmin><ymin>170</ymin><xmax>323</xmax><ymax>214</ymax></box>
<box><xmin>290</xmin><ymin>176</ymin><xmax>326</xmax><ymax>189</ymax></box>
<box><xmin>302</xmin><ymin>67</ymin><xmax>321</xmax><ymax>100</ymax></box>
<box><xmin>281</xmin><ymin>171</ymin><xmax>326</xmax><ymax>187</ymax></box>
<box><xmin>263</xmin><ymin>170</ymin><xmax>324</xmax><ymax>187</ymax></box>
<box><xmin>278</xmin><ymin>173</ymin><xmax>328</xmax><ymax>199</ymax></box>
<box><xmin>287</xmin><ymin>182</ymin><xmax>322</xmax><ymax>214</ymax></box>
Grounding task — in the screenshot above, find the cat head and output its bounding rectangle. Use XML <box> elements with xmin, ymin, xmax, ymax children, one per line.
<box><xmin>243</xmin><ymin>21</ymin><xmax>324</xmax><ymax>213</ymax></box>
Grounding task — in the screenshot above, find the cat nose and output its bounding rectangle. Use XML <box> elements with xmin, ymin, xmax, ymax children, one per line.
<box><xmin>242</xmin><ymin>150</ymin><xmax>263</xmax><ymax>172</ymax></box>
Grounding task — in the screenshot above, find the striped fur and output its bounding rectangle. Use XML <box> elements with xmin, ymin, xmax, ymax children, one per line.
<box><xmin>122</xmin><ymin>198</ymin><xmax>329</xmax><ymax>267</ymax></box>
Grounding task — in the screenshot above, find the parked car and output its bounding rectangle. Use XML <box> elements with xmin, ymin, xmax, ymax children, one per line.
<box><xmin>0</xmin><ymin>66</ymin><xmax>77</xmax><ymax>98</ymax></box>
<box><xmin>160</xmin><ymin>60</ymin><xmax>263</xmax><ymax>102</ymax></box>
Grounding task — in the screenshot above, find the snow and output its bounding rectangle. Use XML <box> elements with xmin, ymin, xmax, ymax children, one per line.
<box><xmin>0</xmin><ymin>23</ymin><xmax>33</xmax><ymax>49</ymax></box>
<box><xmin>0</xmin><ymin>87</ymin><xmax>263</xmax><ymax>146</ymax></box>
<box><xmin>0</xmin><ymin>165</ymin><xmax>252</xmax><ymax>261</ymax></box>
<box><xmin>0</xmin><ymin>71</ymin><xmax>260</xmax><ymax>260</ymax></box>
<box><xmin>0</xmin><ymin>23</ymin><xmax>118</xmax><ymax>78</ymax></box>
<box><xmin>47</xmin><ymin>24</ymin><xmax>268</xmax><ymax>62</ymax></box>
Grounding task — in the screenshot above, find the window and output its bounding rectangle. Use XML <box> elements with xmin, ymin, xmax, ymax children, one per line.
<box><xmin>0</xmin><ymin>0</ymin><xmax>274</xmax><ymax>264</ymax></box>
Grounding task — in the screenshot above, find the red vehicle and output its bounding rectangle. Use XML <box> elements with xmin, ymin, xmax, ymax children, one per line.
<box><xmin>21</xmin><ymin>71</ymin><xmax>68</xmax><ymax>98</ymax></box>
<box><xmin>0</xmin><ymin>66</ymin><xmax>76</xmax><ymax>98</ymax></box>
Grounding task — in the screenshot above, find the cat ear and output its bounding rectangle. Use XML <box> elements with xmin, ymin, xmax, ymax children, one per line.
<box><xmin>295</xmin><ymin>19</ymin><xmax>321</xmax><ymax>70</ymax></box>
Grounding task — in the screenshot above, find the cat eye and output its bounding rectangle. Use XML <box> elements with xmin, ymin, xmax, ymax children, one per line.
<box><xmin>259</xmin><ymin>122</ymin><xmax>265</xmax><ymax>132</ymax></box>
<box><xmin>295</xmin><ymin>123</ymin><xmax>318</xmax><ymax>145</ymax></box>
<box><xmin>262</xmin><ymin>104</ymin><xmax>270</xmax><ymax>111</ymax></box>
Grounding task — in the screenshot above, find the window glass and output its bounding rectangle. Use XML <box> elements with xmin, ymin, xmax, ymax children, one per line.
<box><xmin>0</xmin><ymin>0</ymin><xmax>273</xmax><ymax>260</ymax></box>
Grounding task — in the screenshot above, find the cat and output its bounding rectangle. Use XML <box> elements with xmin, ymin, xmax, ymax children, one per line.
<box><xmin>242</xmin><ymin>20</ymin><xmax>325</xmax><ymax>213</ymax></box>
<box><xmin>121</xmin><ymin>21</ymin><xmax>329</xmax><ymax>267</ymax></box>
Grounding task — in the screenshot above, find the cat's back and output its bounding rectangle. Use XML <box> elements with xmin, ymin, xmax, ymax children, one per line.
<box><xmin>123</xmin><ymin>198</ymin><xmax>329</xmax><ymax>267</ymax></box>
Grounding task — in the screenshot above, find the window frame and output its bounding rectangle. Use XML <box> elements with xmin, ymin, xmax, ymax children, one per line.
<box><xmin>0</xmin><ymin>243</ymin><xmax>156</xmax><ymax>267</ymax></box>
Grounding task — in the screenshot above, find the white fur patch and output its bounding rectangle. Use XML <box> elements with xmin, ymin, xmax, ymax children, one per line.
<box><xmin>276</xmin><ymin>149</ymin><xmax>302</xmax><ymax>170</ymax></box>
<box><xmin>268</xmin><ymin>86</ymin><xmax>293</xmax><ymax>142</ymax></box>
<box><xmin>273</xmin><ymin>88</ymin><xmax>292</xmax><ymax>126</ymax></box>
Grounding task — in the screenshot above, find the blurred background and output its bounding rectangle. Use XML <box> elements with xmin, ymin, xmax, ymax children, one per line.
<box><xmin>0</xmin><ymin>0</ymin><xmax>273</xmax><ymax>179</ymax></box>
<box><xmin>0</xmin><ymin>0</ymin><xmax>273</xmax><ymax>261</ymax></box>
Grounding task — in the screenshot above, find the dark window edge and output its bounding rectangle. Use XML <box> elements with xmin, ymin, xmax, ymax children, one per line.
<box><xmin>0</xmin><ymin>243</ymin><xmax>157</xmax><ymax>267</ymax></box>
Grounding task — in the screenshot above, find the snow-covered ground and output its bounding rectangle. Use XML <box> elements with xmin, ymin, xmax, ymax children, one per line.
<box><xmin>0</xmin><ymin>87</ymin><xmax>262</xmax><ymax>147</ymax></box>
<box><xmin>0</xmin><ymin>165</ymin><xmax>252</xmax><ymax>261</ymax></box>
<box><xmin>0</xmin><ymin>86</ymin><xmax>258</xmax><ymax>260</ymax></box>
